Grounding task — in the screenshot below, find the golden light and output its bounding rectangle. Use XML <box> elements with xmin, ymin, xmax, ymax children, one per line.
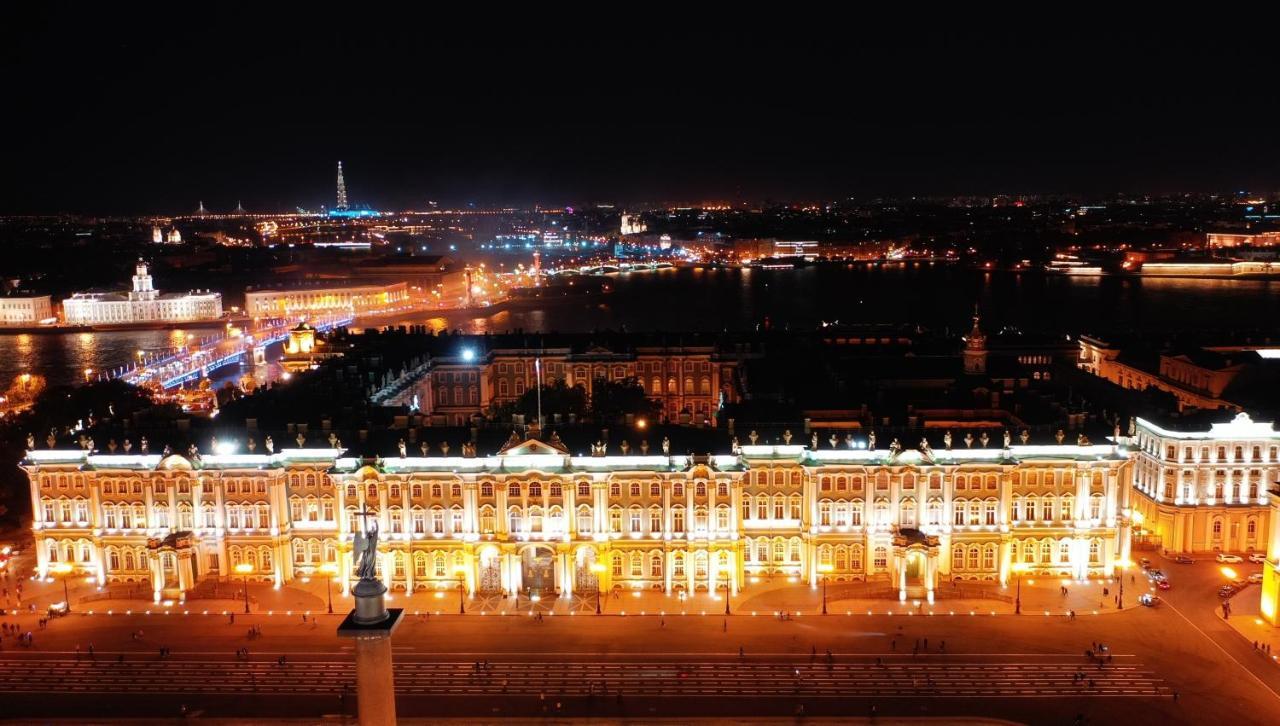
<box><xmin>1131</xmin><ymin>510</ymin><xmax>1145</xmax><ymax>525</ymax></box>
<box><xmin>818</xmin><ymin>563</ymin><xmax>833</xmax><ymax>574</ymax></box>
<box><xmin>590</xmin><ymin>563</ymin><xmax>607</xmax><ymax>575</ymax></box>
<box><xmin>318</xmin><ymin>562</ymin><xmax>339</xmax><ymax>576</ymax></box>
<box><xmin>1112</xmin><ymin>558</ymin><xmax>1133</xmax><ymax>570</ymax></box>
<box><xmin>1221</xmin><ymin>566</ymin><xmax>1238</xmax><ymax>580</ymax></box>
<box><xmin>234</xmin><ymin>563</ymin><xmax>254</xmax><ymax>575</ymax></box>
<box><xmin>1011</xmin><ymin>562</ymin><xmax>1029</xmax><ymax>573</ymax></box>
<box><xmin>50</xmin><ymin>563</ymin><xmax>73</xmax><ymax>576</ymax></box>
<box><xmin>636</xmin><ymin>418</ymin><xmax>647</xmax><ymax>430</ymax></box>
<box><xmin>453</xmin><ymin>565</ymin><xmax>468</xmax><ymax>577</ymax></box>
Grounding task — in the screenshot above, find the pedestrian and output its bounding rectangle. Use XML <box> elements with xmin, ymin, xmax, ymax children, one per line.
<box><xmin>722</xmin><ymin>618</ymin><xmax>727</xmax><ymax>633</ymax></box>
<box><xmin>88</xmin><ymin>643</ymin><xmax>94</xmax><ymax>659</ymax></box>
<box><xmin>229</xmin><ymin>613</ymin><xmax>235</xmax><ymax>625</ymax></box>
<box><xmin>739</xmin><ymin>645</ymin><xmax>744</xmax><ymax>658</ymax></box>
<box><xmin>939</xmin><ymin>640</ymin><xmax>945</xmax><ymax>652</ymax></box>
<box><xmin>924</xmin><ymin>638</ymin><xmax>928</xmax><ymax>650</ymax></box>
<box><xmin>890</xmin><ymin>638</ymin><xmax>896</xmax><ymax>651</ymax></box>
<box><xmin>660</xmin><ymin>617</ymin><xmax>665</xmax><ymax>628</ymax></box>
<box><xmin>1173</xmin><ymin>690</ymin><xmax>1179</xmax><ymax>702</ymax></box>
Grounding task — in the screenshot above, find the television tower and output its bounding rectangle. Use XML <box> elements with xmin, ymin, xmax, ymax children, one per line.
<box><xmin>335</xmin><ymin>161</ymin><xmax>349</xmax><ymax>211</ymax></box>
<box><xmin>196</xmin><ymin>200</ymin><xmax>208</xmax><ymax>216</ymax></box>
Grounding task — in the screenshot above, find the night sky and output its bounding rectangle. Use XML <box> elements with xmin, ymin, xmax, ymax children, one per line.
<box><xmin>4</xmin><ymin>8</ymin><xmax>1278</xmax><ymax>214</ymax></box>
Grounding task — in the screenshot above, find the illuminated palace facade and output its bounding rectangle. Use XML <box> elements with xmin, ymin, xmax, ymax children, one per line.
<box><xmin>1127</xmin><ymin>413</ymin><xmax>1279</xmax><ymax>554</ymax></box>
<box><xmin>24</xmin><ymin>436</ymin><xmax>1133</xmax><ymax>604</ymax></box>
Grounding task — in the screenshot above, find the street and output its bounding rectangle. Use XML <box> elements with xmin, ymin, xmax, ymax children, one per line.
<box><xmin>1</xmin><ymin>596</ymin><xmax>1278</xmax><ymax>723</ymax></box>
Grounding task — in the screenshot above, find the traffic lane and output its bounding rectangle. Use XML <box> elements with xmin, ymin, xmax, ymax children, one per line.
<box><xmin>3</xmin><ymin>608</ymin><xmax>1279</xmax><ymax>723</ymax></box>
<box><xmin>0</xmin><ymin>657</ymin><xmax>1169</xmax><ymax>695</ymax></box>
<box><xmin>0</xmin><ymin>657</ymin><xmax>1177</xmax><ymax>724</ymax></box>
<box><xmin>1140</xmin><ymin>556</ymin><xmax>1280</xmax><ymax>698</ymax></box>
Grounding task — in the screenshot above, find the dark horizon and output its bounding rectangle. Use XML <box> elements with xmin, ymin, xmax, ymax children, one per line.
<box><xmin>4</xmin><ymin>8</ymin><xmax>1279</xmax><ymax>215</ymax></box>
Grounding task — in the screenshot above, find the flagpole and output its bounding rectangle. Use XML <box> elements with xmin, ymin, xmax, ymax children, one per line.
<box><xmin>535</xmin><ymin>357</ymin><xmax>543</xmax><ymax>432</ymax></box>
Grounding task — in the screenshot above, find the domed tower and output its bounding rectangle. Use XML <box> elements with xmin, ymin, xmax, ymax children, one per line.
<box><xmin>963</xmin><ymin>306</ymin><xmax>988</xmax><ymax>375</ymax></box>
<box><xmin>129</xmin><ymin>259</ymin><xmax>158</xmax><ymax>301</ymax></box>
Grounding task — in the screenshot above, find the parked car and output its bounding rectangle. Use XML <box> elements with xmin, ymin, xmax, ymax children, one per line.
<box><xmin>1174</xmin><ymin>555</ymin><xmax>1195</xmax><ymax>564</ymax></box>
<box><xmin>1216</xmin><ymin>553</ymin><xmax>1243</xmax><ymax>564</ymax></box>
<box><xmin>1248</xmin><ymin>573</ymin><xmax>1264</xmax><ymax>584</ymax></box>
<box><xmin>1139</xmin><ymin>558</ymin><xmax>1152</xmax><ymax>570</ymax></box>
<box><xmin>1138</xmin><ymin>594</ymin><xmax>1161</xmax><ymax>607</ymax></box>
<box><xmin>1146</xmin><ymin>569</ymin><xmax>1166</xmax><ymax>581</ymax></box>
<box><xmin>1248</xmin><ymin>553</ymin><xmax>1266</xmax><ymax>564</ymax></box>
<box><xmin>1156</xmin><ymin>579</ymin><xmax>1172</xmax><ymax>590</ymax></box>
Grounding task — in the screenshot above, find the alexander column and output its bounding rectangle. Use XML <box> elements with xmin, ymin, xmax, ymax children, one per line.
<box><xmin>337</xmin><ymin>510</ymin><xmax>404</xmax><ymax>725</ymax></box>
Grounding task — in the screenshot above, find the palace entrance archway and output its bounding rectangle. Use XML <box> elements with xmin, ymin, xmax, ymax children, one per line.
<box><xmin>521</xmin><ymin>546</ymin><xmax>556</xmax><ymax>594</ymax></box>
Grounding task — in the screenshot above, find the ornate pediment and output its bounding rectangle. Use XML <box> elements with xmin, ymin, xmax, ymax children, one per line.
<box><xmin>498</xmin><ymin>437</ymin><xmax>569</xmax><ymax>456</ymax></box>
<box><xmin>155</xmin><ymin>454</ymin><xmax>194</xmax><ymax>471</ymax></box>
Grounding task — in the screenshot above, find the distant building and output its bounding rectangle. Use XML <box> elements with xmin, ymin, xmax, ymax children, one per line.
<box><xmin>61</xmin><ymin>262</ymin><xmax>222</xmax><ymax>326</ymax></box>
<box><xmin>0</xmin><ymin>294</ymin><xmax>54</xmax><ymax>325</ymax></box>
<box><xmin>1077</xmin><ymin>336</ymin><xmax>1260</xmax><ymax>412</ymax></box>
<box><xmin>243</xmin><ymin>282</ymin><xmax>409</xmax><ymax>318</ymax></box>
<box><xmin>1207</xmin><ymin>231</ymin><xmax>1280</xmax><ymax>249</ymax></box>
<box><xmin>151</xmin><ymin>226</ymin><xmax>181</xmax><ymax>244</ymax></box>
<box><xmin>620</xmin><ymin>213</ymin><xmax>647</xmax><ymax>235</ymax></box>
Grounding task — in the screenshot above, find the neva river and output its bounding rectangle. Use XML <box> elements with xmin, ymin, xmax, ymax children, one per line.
<box><xmin>7</xmin><ymin>264</ymin><xmax>1280</xmax><ymax>389</ymax></box>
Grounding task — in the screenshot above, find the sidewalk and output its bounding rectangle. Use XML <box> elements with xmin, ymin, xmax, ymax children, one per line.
<box><xmin>8</xmin><ymin>566</ymin><xmax>1140</xmax><ymax>619</ymax></box>
<box><xmin>1221</xmin><ymin>586</ymin><xmax>1280</xmax><ymax>668</ymax></box>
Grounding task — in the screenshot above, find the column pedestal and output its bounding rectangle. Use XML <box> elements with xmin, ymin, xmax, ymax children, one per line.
<box><xmin>338</xmin><ymin>609</ymin><xmax>404</xmax><ymax>726</ymax></box>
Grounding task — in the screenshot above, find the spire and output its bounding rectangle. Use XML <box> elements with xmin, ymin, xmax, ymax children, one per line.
<box><xmin>235</xmin><ymin>200</ymin><xmax>246</xmax><ymax>214</ymax></box>
<box><xmin>963</xmin><ymin>303</ymin><xmax>987</xmax><ymax>374</ymax></box>
<box><xmin>335</xmin><ymin>161</ymin><xmax>349</xmax><ymax>210</ymax></box>
<box><xmin>196</xmin><ymin>200</ymin><xmax>208</xmax><ymax>216</ymax></box>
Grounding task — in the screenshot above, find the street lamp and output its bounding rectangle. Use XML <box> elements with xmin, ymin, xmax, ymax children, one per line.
<box><xmin>51</xmin><ymin>563</ymin><xmax>73</xmax><ymax>613</ymax></box>
<box><xmin>590</xmin><ymin>562</ymin><xmax>606</xmax><ymax>614</ymax></box>
<box><xmin>454</xmin><ymin>565</ymin><xmax>468</xmax><ymax>614</ymax></box>
<box><xmin>722</xmin><ymin>581</ymin><xmax>731</xmax><ymax>615</ymax></box>
<box><xmin>1113</xmin><ymin>558</ymin><xmax>1133</xmax><ymax>609</ymax></box>
<box><xmin>235</xmin><ymin>562</ymin><xmax>254</xmax><ymax>614</ymax></box>
<box><xmin>1012</xmin><ymin>562</ymin><xmax>1028</xmax><ymax>615</ymax></box>
<box><xmin>818</xmin><ymin>563</ymin><xmax>833</xmax><ymax>615</ymax></box>
<box><xmin>318</xmin><ymin>562</ymin><xmax>338</xmax><ymax>614</ymax></box>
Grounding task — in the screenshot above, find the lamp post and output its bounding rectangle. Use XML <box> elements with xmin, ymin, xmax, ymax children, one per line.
<box><xmin>235</xmin><ymin>562</ymin><xmax>254</xmax><ymax>614</ymax></box>
<box><xmin>1012</xmin><ymin>562</ymin><xmax>1027</xmax><ymax>615</ymax></box>
<box><xmin>1113</xmin><ymin>558</ymin><xmax>1133</xmax><ymax>609</ymax></box>
<box><xmin>590</xmin><ymin>563</ymin><xmax>606</xmax><ymax>614</ymax></box>
<box><xmin>51</xmin><ymin>563</ymin><xmax>73</xmax><ymax>613</ymax></box>
<box><xmin>818</xmin><ymin>563</ymin><xmax>833</xmax><ymax>615</ymax></box>
<box><xmin>722</xmin><ymin>581</ymin><xmax>731</xmax><ymax>615</ymax></box>
<box><xmin>454</xmin><ymin>566</ymin><xmax>468</xmax><ymax>614</ymax></box>
<box><xmin>319</xmin><ymin>562</ymin><xmax>338</xmax><ymax>614</ymax></box>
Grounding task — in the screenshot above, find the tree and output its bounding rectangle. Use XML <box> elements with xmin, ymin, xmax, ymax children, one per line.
<box><xmin>502</xmin><ymin>379</ymin><xmax>588</xmax><ymax>421</ymax></box>
<box><xmin>589</xmin><ymin>377</ymin><xmax>660</xmax><ymax>422</ymax></box>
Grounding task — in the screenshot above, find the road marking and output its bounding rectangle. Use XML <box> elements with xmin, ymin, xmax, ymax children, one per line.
<box><xmin>1159</xmin><ymin>596</ymin><xmax>1280</xmax><ymax>701</ymax></box>
<box><xmin>1</xmin><ymin>650</ymin><xmax>1138</xmax><ymax>659</ymax></box>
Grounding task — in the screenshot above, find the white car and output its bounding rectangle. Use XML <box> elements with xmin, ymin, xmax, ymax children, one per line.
<box><xmin>1216</xmin><ymin>553</ymin><xmax>1243</xmax><ymax>563</ymax></box>
<box><xmin>1248</xmin><ymin>553</ymin><xmax>1266</xmax><ymax>564</ymax></box>
<box><xmin>1248</xmin><ymin>573</ymin><xmax>1264</xmax><ymax>584</ymax></box>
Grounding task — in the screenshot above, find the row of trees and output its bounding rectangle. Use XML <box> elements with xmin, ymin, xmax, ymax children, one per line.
<box><xmin>494</xmin><ymin>377</ymin><xmax>660</xmax><ymax>423</ymax></box>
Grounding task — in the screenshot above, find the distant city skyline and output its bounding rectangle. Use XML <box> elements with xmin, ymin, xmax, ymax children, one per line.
<box><xmin>3</xmin><ymin>10</ymin><xmax>1279</xmax><ymax>214</ymax></box>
